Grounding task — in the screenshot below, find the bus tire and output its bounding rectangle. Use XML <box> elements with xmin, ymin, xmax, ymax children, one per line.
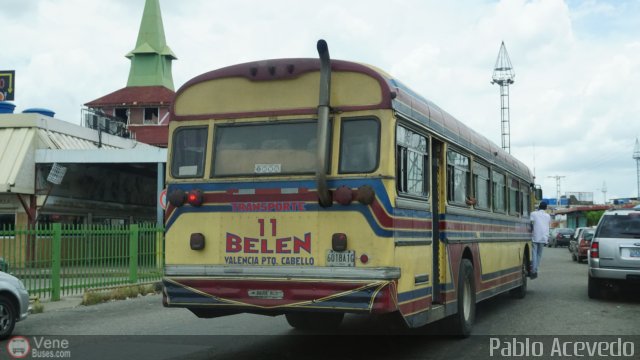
<box><xmin>285</xmin><ymin>312</ymin><xmax>344</xmax><ymax>331</ymax></box>
<box><xmin>449</xmin><ymin>258</ymin><xmax>476</xmax><ymax>337</ymax></box>
<box><xmin>509</xmin><ymin>257</ymin><xmax>528</xmax><ymax>299</ymax></box>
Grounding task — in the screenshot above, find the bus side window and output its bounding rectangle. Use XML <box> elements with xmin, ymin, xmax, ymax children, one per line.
<box><xmin>447</xmin><ymin>150</ymin><xmax>470</xmax><ymax>205</ymax></box>
<box><xmin>521</xmin><ymin>184</ymin><xmax>530</xmax><ymax>216</ymax></box>
<box><xmin>492</xmin><ymin>171</ymin><xmax>506</xmax><ymax>213</ymax></box>
<box><xmin>396</xmin><ymin>125</ymin><xmax>428</xmax><ymax>198</ymax></box>
<box><xmin>171</xmin><ymin>127</ymin><xmax>208</xmax><ymax>178</ymax></box>
<box><xmin>509</xmin><ymin>178</ymin><xmax>520</xmax><ymax>216</ymax></box>
<box><xmin>472</xmin><ymin>161</ymin><xmax>490</xmax><ymax>210</ymax></box>
<box><xmin>339</xmin><ymin>118</ymin><xmax>379</xmax><ymax>174</ymax></box>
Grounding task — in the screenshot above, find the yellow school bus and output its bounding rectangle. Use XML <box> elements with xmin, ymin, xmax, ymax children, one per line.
<box><xmin>162</xmin><ymin>40</ymin><xmax>536</xmax><ymax>335</ymax></box>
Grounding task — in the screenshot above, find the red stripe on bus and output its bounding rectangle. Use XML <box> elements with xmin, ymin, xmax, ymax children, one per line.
<box><xmin>168</xmin><ymin>189</ymin><xmax>431</xmax><ymax>231</ymax></box>
<box><xmin>399</xmin><ymin>296</ymin><xmax>431</xmax><ymax>315</ymax></box>
<box><xmin>440</xmin><ymin>221</ymin><xmax>528</xmax><ymax>233</ymax></box>
<box><xmin>201</xmin><ymin>192</ymin><xmax>317</xmax><ymax>204</ymax></box>
<box><xmin>370</xmin><ymin>198</ymin><xmax>432</xmax><ymax>230</ymax></box>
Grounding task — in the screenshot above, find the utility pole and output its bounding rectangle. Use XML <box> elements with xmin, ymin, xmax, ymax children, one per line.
<box><xmin>548</xmin><ymin>175</ymin><xmax>566</xmax><ymax>207</ymax></box>
<box><xmin>491</xmin><ymin>41</ymin><xmax>515</xmax><ymax>154</ymax></box>
<box><xmin>634</xmin><ymin>138</ymin><xmax>640</xmax><ymax>199</ymax></box>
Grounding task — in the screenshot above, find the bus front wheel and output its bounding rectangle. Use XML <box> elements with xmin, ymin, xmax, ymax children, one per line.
<box><xmin>285</xmin><ymin>312</ymin><xmax>344</xmax><ymax>331</ymax></box>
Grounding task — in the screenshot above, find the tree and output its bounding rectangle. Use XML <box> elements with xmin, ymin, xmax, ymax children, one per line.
<box><xmin>586</xmin><ymin>210</ymin><xmax>605</xmax><ymax>226</ymax></box>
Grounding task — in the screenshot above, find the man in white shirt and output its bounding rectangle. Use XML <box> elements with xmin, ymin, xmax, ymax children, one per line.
<box><xmin>530</xmin><ymin>201</ymin><xmax>551</xmax><ymax>279</ymax></box>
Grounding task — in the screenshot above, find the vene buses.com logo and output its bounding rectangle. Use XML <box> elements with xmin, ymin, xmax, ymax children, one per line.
<box><xmin>6</xmin><ymin>336</ymin><xmax>31</xmax><ymax>358</ymax></box>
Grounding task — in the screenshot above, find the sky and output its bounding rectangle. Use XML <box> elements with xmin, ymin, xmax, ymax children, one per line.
<box><xmin>2</xmin><ymin>0</ymin><xmax>640</xmax><ymax>203</ymax></box>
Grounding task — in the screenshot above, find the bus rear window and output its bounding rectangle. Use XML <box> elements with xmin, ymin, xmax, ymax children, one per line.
<box><xmin>171</xmin><ymin>127</ymin><xmax>207</xmax><ymax>178</ymax></box>
<box><xmin>213</xmin><ymin>121</ymin><xmax>317</xmax><ymax>176</ymax></box>
<box><xmin>339</xmin><ymin>118</ymin><xmax>380</xmax><ymax>174</ymax></box>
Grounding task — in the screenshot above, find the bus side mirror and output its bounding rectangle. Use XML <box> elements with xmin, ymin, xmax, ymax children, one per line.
<box><xmin>535</xmin><ymin>188</ymin><xmax>543</xmax><ymax>201</ymax></box>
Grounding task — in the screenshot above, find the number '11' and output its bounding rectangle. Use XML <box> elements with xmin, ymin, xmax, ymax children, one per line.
<box><xmin>258</xmin><ymin>219</ymin><xmax>277</xmax><ymax>236</ymax></box>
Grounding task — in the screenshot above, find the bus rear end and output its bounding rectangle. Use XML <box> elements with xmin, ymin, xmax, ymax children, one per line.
<box><xmin>162</xmin><ymin>42</ymin><xmax>402</xmax><ymax>329</ymax></box>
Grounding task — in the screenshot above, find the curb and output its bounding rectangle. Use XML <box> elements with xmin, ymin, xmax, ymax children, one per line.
<box><xmin>29</xmin><ymin>281</ymin><xmax>162</xmax><ymax>313</ymax></box>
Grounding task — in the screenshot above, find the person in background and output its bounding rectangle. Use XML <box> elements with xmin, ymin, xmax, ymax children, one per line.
<box><xmin>530</xmin><ymin>201</ymin><xmax>551</xmax><ymax>279</ymax></box>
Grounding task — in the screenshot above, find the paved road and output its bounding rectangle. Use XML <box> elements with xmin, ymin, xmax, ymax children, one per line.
<box><xmin>8</xmin><ymin>247</ymin><xmax>640</xmax><ymax>359</ymax></box>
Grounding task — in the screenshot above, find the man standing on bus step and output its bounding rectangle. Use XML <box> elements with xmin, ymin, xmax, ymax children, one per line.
<box><xmin>529</xmin><ymin>201</ymin><xmax>551</xmax><ymax>279</ymax></box>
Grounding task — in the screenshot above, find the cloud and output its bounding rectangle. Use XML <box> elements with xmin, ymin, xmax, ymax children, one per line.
<box><xmin>3</xmin><ymin>0</ymin><xmax>639</xmax><ymax>201</ymax></box>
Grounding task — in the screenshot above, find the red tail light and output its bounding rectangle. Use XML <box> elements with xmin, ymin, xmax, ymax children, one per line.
<box><xmin>334</xmin><ymin>186</ymin><xmax>353</xmax><ymax>205</ymax></box>
<box><xmin>590</xmin><ymin>241</ymin><xmax>599</xmax><ymax>259</ymax></box>
<box><xmin>187</xmin><ymin>189</ymin><xmax>204</xmax><ymax>207</ymax></box>
<box><xmin>355</xmin><ymin>185</ymin><xmax>375</xmax><ymax>205</ymax></box>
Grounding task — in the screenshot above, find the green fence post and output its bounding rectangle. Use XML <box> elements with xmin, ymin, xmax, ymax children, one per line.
<box><xmin>129</xmin><ymin>224</ymin><xmax>139</xmax><ymax>283</ymax></box>
<box><xmin>51</xmin><ymin>223</ymin><xmax>62</xmax><ymax>301</ymax></box>
<box><xmin>156</xmin><ymin>227</ymin><xmax>164</xmax><ymax>271</ymax></box>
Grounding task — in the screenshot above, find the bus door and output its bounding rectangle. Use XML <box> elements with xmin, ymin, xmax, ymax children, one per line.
<box><xmin>431</xmin><ymin>138</ymin><xmax>443</xmax><ymax>304</ymax></box>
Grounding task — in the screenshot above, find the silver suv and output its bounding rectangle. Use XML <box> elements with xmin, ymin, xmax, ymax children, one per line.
<box><xmin>588</xmin><ymin>209</ymin><xmax>640</xmax><ymax>298</ymax></box>
<box><xmin>0</xmin><ymin>271</ymin><xmax>30</xmax><ymax>339</ymax></box>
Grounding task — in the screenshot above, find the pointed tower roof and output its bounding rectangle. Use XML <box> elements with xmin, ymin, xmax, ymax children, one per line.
<box><xmin>125</xmin><ymin>0</ymin><xmax>176</xmax><ymax>90</ymax></box>
<box><xmin>491</xmin><ymin>41</ymin><xmax>515</xmax><ymax>85</ymax></box>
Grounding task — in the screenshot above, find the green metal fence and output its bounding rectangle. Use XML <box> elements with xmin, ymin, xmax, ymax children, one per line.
<box><xmin>0</xmin><ymin>223</ymin><xmax>164</xmax><ymax>300</ymax></box>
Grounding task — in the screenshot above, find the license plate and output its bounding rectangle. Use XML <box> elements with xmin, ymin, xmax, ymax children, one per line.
<box><xmin>630</xmin><ymin>249</ymin><xmax>640</xmax><ymax>258</ymax></box>
<box><xmin>326</xmin><ymin>250</ymin><xmax>355</xmax><ymax>267</ymax></box>
<box><xmin>247</xmin><ymin>289</ymin><xmax>283</xmax><ymax>299</ymax></box>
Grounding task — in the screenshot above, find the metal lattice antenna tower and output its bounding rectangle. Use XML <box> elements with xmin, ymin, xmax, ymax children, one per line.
<box><xmin>491</xmin><ymin>41</ymin><xmax>515</xmax><ymax>153</ymax></box>
<box><xmin>597</xmin><ymin>181</ymin><xmax>607</xmax><ymax>204</ymax></box>
<box><xmin>633</xmin><ymin>137</ymin><xmax>640</xmax><ymax>199</ymax></box>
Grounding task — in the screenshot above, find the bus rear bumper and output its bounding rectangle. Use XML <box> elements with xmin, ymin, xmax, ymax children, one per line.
<box><xmin>162</xmin><ymin>265</ymin><xmax>400</xmax><ymax>315</ymax></box>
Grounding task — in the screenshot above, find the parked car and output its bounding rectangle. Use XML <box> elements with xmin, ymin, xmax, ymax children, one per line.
<box><xmin>588</xmin><ymin>209</ymin><xmax>640</xmax><ymax>299</ymax></box>
<box><xmin>0</xmin><ymin>271</ymin><xmax>30</xmax><ymax>339</ymax></box>
<box><xmin>570</xmin><ymin>228</ymin><xmax>595</xmax><ymax>262</ymax></box>
<box><xmin>549</xmin><ymin>227</ymin><xmax>574</xmax><ymax>247</ymax></box>
<box><xmin>568</xmin><ymin>227</ymin><xmax>585</xmax><ymax>255</ymax></box>
<box><xmin>569</xmin><ymin>227</ymin><xmax>592</xmax><ymax>253</ymax></box>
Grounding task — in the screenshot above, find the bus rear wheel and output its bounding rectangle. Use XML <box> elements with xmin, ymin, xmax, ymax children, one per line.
<box><xmin>448</xmin><ymin>258</ymin><xmax>476</xmax><ymax>337</ymax></box>
<box><xmin>285</xmin><ymin>312</ymin><xmax>344</xmax><ymax>331</ymax></box>
<box><xmin>509</xmin><ymin>256</ymin><xmax>528</xmax><ymax>299</ymax></box>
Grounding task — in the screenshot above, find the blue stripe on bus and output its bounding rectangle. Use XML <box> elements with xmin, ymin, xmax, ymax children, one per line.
<box><xmin>398</xmin><ymin>287</ymin><xmax>432</xmax><ymax>303</ymax></box>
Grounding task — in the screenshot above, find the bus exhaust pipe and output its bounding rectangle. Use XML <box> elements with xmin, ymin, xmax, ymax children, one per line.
<box><xmin>316</xmin><ymin>39</ymin><xmax>332</xmax><ymax>207</ymax></box>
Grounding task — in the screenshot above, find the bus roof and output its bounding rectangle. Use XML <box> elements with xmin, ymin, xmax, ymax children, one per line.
<box><xmin>171</xmin><ymin>58</ymin><xmax>532</xmax><ymax>181</ymax></box>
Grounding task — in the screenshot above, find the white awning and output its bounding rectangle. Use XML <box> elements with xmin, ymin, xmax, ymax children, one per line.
<box><xmin>0</xmin><ymin>128</ymin><xmax>36</xmax><ymax>194</ymax></box>
<box><xmin>35</xmin><ymin>148</ymin><xmax>167</xmax><ymax>164</ymax></box>
<box><xmin>1</xmin><ymin>113</ymin><xmax>165</xmax><ymax>195</ymax></box>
